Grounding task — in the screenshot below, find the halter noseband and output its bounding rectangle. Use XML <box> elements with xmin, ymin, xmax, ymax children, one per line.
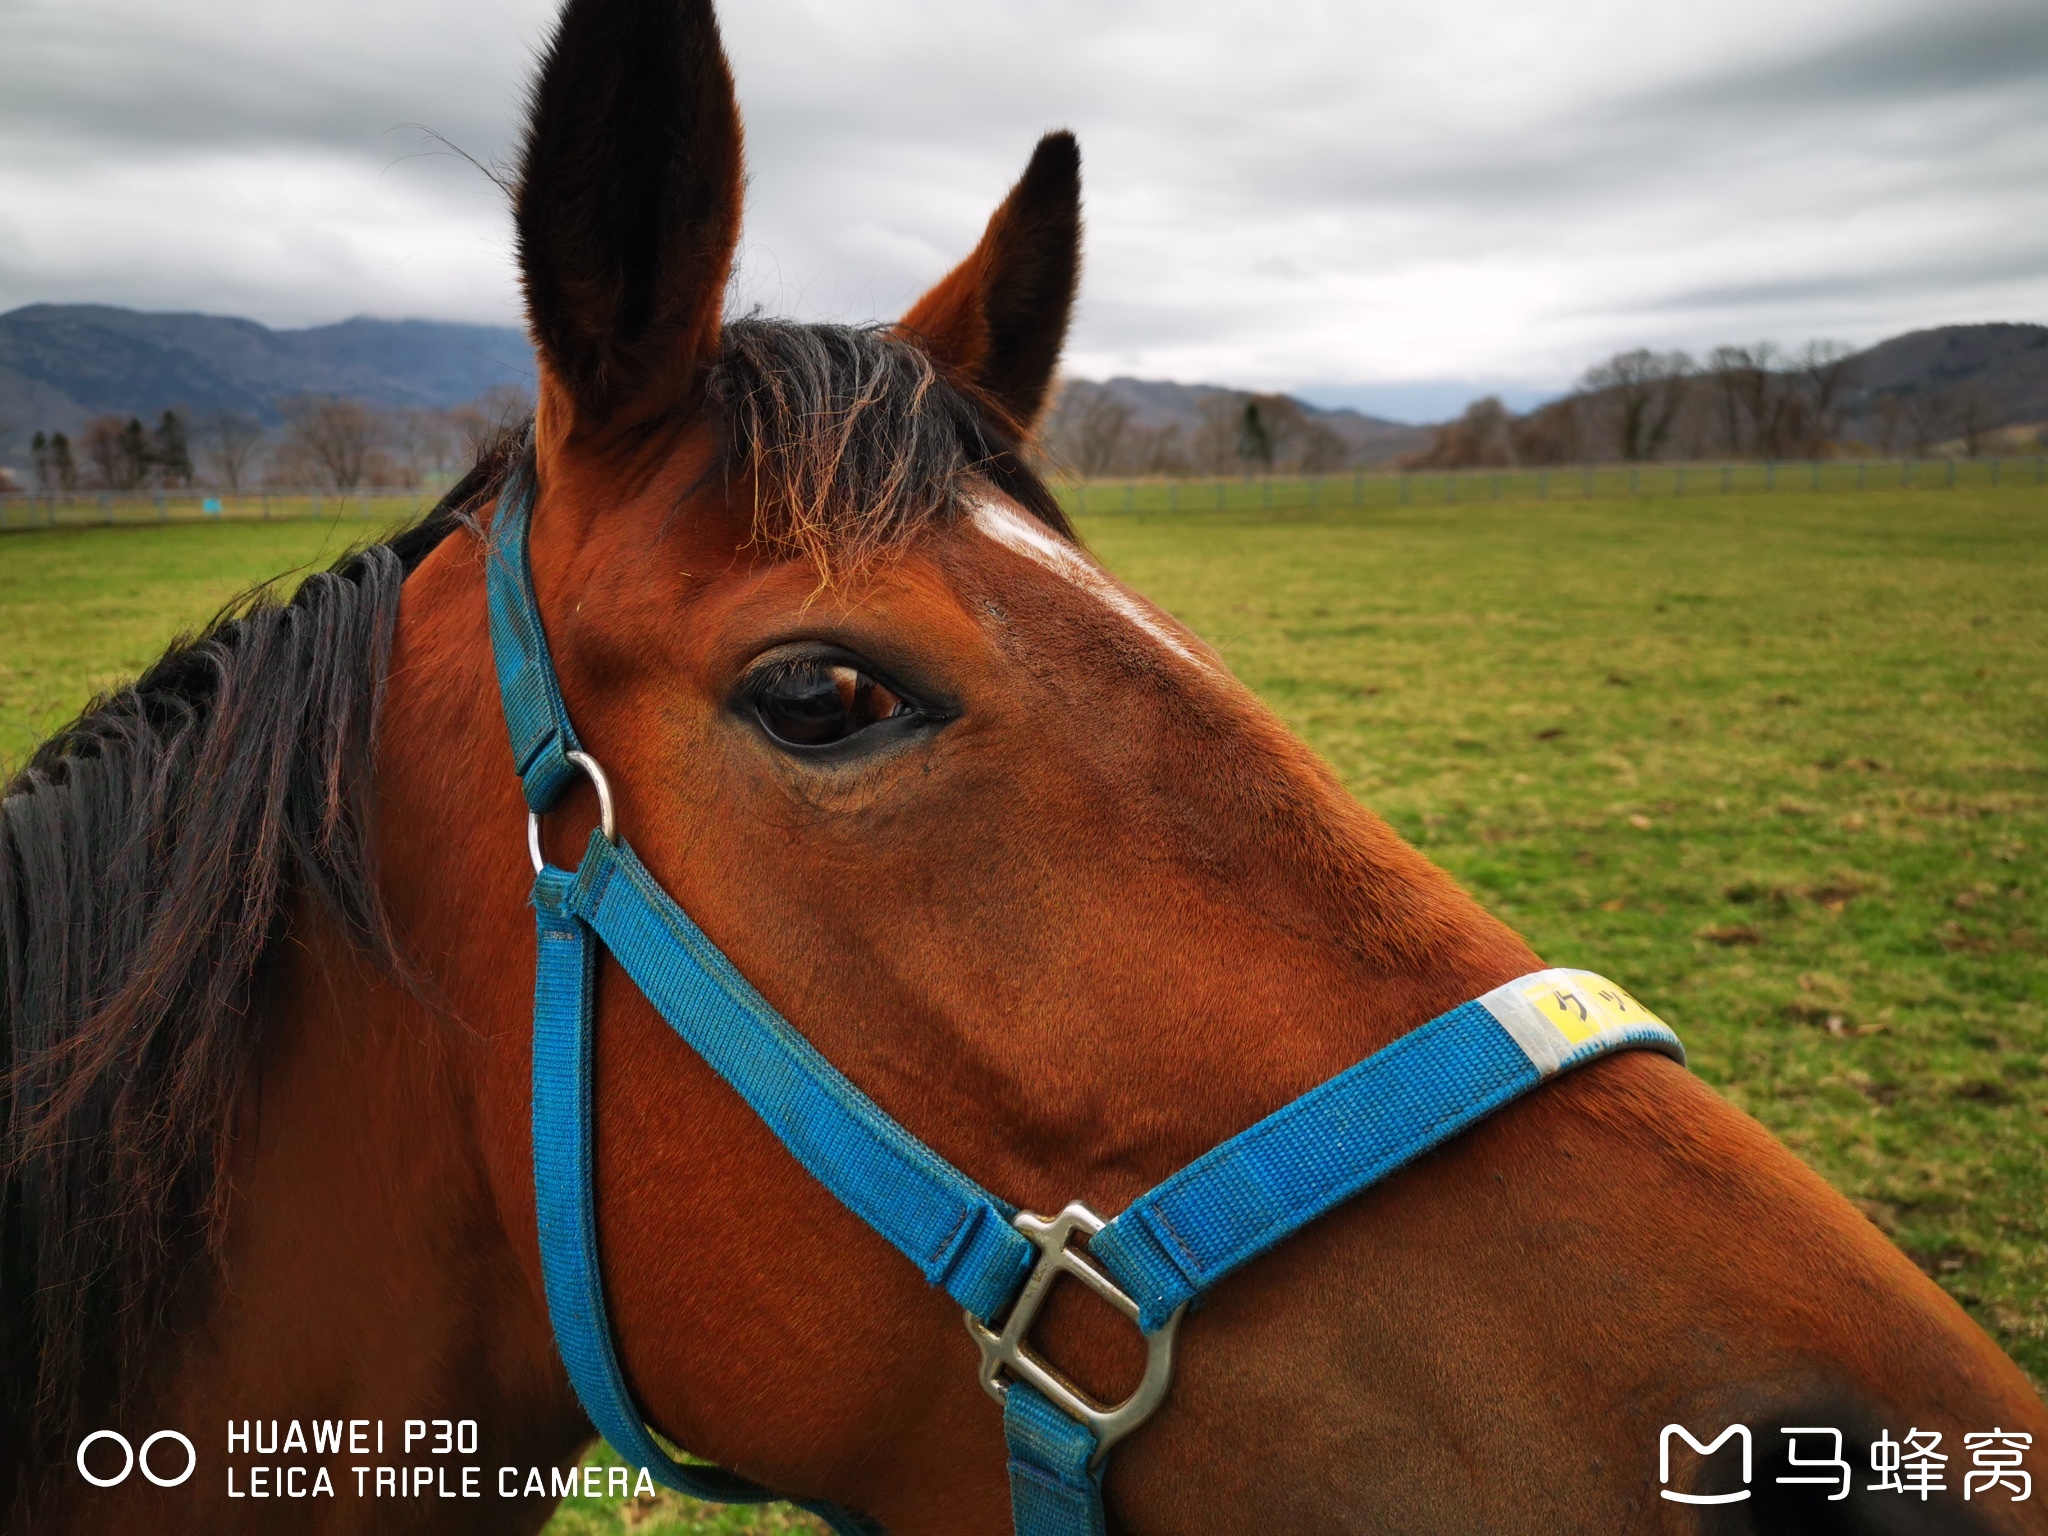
<box><xmin>486</xmin><ymin>460</ymin><xmax>1685</xmax><ymax>1536</ymax></box>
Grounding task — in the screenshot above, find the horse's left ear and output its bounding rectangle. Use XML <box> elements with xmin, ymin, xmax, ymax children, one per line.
<box><xmin>899</xmin><ymin>132</ymin><xmax>1081</xmax><ymax>439</ymax></box>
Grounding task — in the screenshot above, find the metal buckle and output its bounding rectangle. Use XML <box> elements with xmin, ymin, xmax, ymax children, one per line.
<box><xmin>964</xmin><ymin>1203</ymin><xmax>1186</xmax><ymax>1469</ymax></box>
<box><xmin>528</xmin><ymin>750</ymin><xmax>617</xmax><ymax>873</ymax></box>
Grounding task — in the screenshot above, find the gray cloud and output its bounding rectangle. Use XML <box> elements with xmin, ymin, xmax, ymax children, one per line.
<box><xmin>0</xmin><ymin>0</ymin><xmax>2042</xmax><ymax>397</ymax></box>
<box><xmin>1657</xmin><ymin>0</ymin><xmax>2048</xmax><ymax>110</ymax></box>
<box><xmin>1650</xmin><ymin>242</ymin><xmax>2048</xmax><ymax>314</ymax></box>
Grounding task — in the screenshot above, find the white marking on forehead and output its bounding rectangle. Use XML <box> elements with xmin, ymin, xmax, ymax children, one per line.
<box><xmin>969</xmin><ymin>499</ymin><xmax>1211</xmax><ymax>670</ymax></box>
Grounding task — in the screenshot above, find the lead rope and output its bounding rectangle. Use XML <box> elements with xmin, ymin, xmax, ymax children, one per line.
<box><xmin>490</xmin><ymin>455</ymin><xmax>1687</xmax><ymax>1536</ymax></box>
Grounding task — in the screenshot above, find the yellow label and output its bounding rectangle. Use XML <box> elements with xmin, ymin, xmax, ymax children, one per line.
<box><xmin>1523</xmin><ymin>975</ymin><xmax>1665</xmax><ymax>1044</ymax></box>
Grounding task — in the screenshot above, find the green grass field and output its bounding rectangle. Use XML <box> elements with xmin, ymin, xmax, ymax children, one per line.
<box><xmin>2</xmin><ymin>485</ymin><xmax>2042</xmax><ymax>1531</ymax></box>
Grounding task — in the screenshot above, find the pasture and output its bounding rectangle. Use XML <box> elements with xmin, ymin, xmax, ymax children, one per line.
<box><xmin>2</xmin><ymin>485</ymin><xmax>2042</xmax><ymax>1533</ymax></box>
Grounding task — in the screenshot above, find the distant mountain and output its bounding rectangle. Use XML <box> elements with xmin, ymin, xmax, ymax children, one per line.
<box><xmin>3</xmin><ymin>304</ymin><xmax>2041</xmax><ymax>473</ymax></box>
<box><xmin>1843</xmin><ymin>322</ymin><xmax>2048</xmax><ymax>423</ymax></box>
<box><xmin>1101</xmin><ymin>376</ymin><xmax>1426</xmax><ymax>460</ymax></box>
<box><xmin>0</xmin><ymin>304</ymin><xmax>535</xmax><ymax>438</ymax></box>
<box><xmin>1045</xmin><ymin>375</ymin><xmax>1431</xmax><ymax>474</ymax></box>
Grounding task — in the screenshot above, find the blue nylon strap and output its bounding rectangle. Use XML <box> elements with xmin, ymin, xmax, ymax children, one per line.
<box><xmin>554</xmin><ymin>832</ymin><xmax>1037</xmax><ymax>1321</ymax></box>
<box><xmin>486</xmin><ymin>461</ymin><xmax>585</xmax><ymax>813</ymax></box>
<box><xmin>1003</xmin><ymin>1384</ymin><xmax>1105</xmax><ymax>1536</ymax></box>
<box><xmin>1090</xmin><ymin>990</ymin><xmax>1685</xmax><ymax>1332</ymax></box>
<box><xmin>530</xmin><ymin>866</ymin><xmax>879</xmax><ymax>1536</ymax></box>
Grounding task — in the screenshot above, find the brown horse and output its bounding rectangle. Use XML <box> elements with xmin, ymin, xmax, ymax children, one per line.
<box><xmin>3</xmin><ymin>0</ymin><xmax>2043</xmax><ymax>1531</ymax></box>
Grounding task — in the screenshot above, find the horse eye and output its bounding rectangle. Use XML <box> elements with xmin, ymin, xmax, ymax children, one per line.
<box><xmin>752</xmin><ymin>662</ymin><xmax>916</xmax><ymax>749</ymax></box>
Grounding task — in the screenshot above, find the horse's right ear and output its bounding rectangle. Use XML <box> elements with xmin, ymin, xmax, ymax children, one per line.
<box><xmin>516</xmin><ymin>0</ymin><xmax>741</xmax><ymax>432</ymax></box>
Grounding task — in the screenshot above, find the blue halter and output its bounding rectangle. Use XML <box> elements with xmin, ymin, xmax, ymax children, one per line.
<box><xmin>485</xmin><ymin>460</ymin><xmax>1686</xmax><ymax>1536</ymax></box>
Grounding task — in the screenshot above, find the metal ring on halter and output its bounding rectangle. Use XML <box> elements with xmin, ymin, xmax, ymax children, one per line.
<box><xmin>527</xmin><ymin>750</ymin><xmax>617</xmax><ymax>873</ymax></box>
<box><xmin>964</xmin><ymin>1202</ymin><xmax>1187</xmax><ymax>1469</ymax></box>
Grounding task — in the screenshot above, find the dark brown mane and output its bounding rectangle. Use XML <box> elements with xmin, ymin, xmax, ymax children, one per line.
<box><xmin>0</xmin><ymin>446</ymin><xmax>508</xmax><ymax>1462</ymax></box>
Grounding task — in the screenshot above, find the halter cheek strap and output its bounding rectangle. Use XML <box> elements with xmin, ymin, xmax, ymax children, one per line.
<box><xmin>488</xmin><ymin>459</ymin><xmax>1685</xmax><ymax>1536</ymax></box>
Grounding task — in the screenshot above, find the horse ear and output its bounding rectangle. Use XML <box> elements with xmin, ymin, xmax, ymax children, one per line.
<box><xmin>899</xmin><ymin>132</ymin><xmax>1081</xmax><ymax>439</ymax></box>
<box><xmin>515</xmin><ymin>0</ymin><xmax>741</xmax><ymax>430</ymax></box>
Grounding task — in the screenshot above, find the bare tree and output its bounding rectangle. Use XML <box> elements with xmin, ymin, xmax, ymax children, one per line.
<box><xmin>1404</xmin><ymin>396</ymin><xmax>1515</xmax><ymax>469</ymax></box>
<box><xmin>1868</xmin><ymin>393</ymin><xmax>1906</xmax><ymax>456</ymax></box>
<box><xmin>1123</xmin><ymin>422</ymin><xmax>1189</xmax><ymax>476</ymax></box>
<box><xmin>1903</xmin><ymin>390</ymin><xmax>1954</xmax><ymax>456</ymax></box>
<box><xmin>1705</xmin><ymin>346</ymin><xmax>1755</xmax><ymax>455</ymax></box>
<box><xmin>447</xmin><ymin>383</ymin><xmax>536</xmax><ymax>462</ymax></box>
<box><xmin>199</xmin><ymin>409</ymin><xmax>267</xmax><ymax>491</ymax></box>
<box><xmin>1722</xmin><ymin>343</ymin><xmax>1814</xmax><ymax>458</ymax></box>
<box><xmin>1581</xmin><ymin>350</ymin><xmax>1692</xmax><ymax>461</ymax></box>
<box><xmin>1191</xmin><ymin>395</ymin><xmax>1241</xmax><ymax>476</ymax></box>
<box><xmin>1510</xmin><ymin>397</ymin><xmax>1582</xmax><ymax>465</ymax></box>
<box><xmin>280</xmin><ymin>395</ymin><xmax>382</xmax><ymax>489</ymax></box>
<box><xmin>1045</xmin><ymin>385</ymin><xmax>1133</xmax><ymax>478</ymax></box>
<box><xmin>1297</xmin><ymin>420</ymin><xmax>1349</xmax><ymax>473</ymax></box>
<box><xmin>1791</xmin><ymin>340</ymin><xmax>1858</xmax><ymax>456</ymax></box>
<box><xmin>391</xmin><ymin>407</ymin><xmax>463</xmax><ymax>486</ymax></box>
<box><xmin>1952</xmin><ymin>386</ymin><xmax>2000</xmax><ymax>457</ymax></box>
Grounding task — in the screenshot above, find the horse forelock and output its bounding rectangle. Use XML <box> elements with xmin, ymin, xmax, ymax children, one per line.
<box><xmin>700</xmin><ymin>318</ymin><xmax>1072</xmax><ymax>577</ymax></box>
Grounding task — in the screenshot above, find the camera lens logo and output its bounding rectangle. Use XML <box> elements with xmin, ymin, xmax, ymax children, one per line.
<box><xmin>76</xmin><ymin>1430</ymin><xmax>197</xmax><ymax>1489</ymax></box>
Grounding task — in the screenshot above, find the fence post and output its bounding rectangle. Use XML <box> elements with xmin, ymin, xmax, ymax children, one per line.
<box><xmin>1991</xmin><ymin>458</ymin><xmax>2001</xmax><ymax>487</ymax></box>
<box><xmin>1947</xmin><ymin>459</ymin><xmax>1956</xmax><ymax>489</ymax></box>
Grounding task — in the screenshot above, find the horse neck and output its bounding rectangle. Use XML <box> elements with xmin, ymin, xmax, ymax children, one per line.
<box><xmin>24</xmin><ymin>904</ymin><xmax>581</xmax><ymax>1535</ymax></box>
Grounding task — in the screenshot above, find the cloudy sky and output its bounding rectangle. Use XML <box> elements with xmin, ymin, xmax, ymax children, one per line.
<box><xmin>3</xmin><ymin>0</ymin><xmax>2044</xmax><ymax>419</ymax></box>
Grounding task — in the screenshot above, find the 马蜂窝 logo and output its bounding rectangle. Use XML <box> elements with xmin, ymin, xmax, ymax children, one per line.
<box><xmin>1660</xmin><ymin>1424</ymin><xmax>2031</xmax><ymax>1505</ymax></box>
<box><xmin>1660</xmin><ymin>1424</ymin><xmax>1752</xmax><ymax>1504</ymax></box>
